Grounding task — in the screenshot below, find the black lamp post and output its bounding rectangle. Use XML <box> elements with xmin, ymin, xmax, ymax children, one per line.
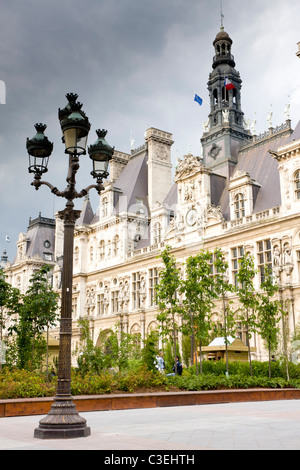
<box><xmin>27</xmin><ymin>93</ymin><xmax>114</xmax><ymax>439</ymax></box>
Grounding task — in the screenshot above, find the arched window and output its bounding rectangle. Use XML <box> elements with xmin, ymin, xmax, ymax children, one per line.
<box><xmin>234</xmin><ymin>193</ymin><xmax>245</xmax><ymax>219</ymax></box>
<box><xmin>213</xmin><ymin>88</ymin><xmax>218</xmax><ymax>106</ymax></box>
<box><xmin>294</xmin><ymin>170</ymin><xmax>300</xmax><ymax>199</ymax></box>
<box><xmin>99</xmin><ymin>240</ymin><xmax>105</xmax><ymax>260</ymax></box>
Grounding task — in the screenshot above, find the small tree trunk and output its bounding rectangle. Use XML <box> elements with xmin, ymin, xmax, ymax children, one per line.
<box><xmin>223</xmin><ymin>292</ymin><xmax>229</xmax><ymax>376</ymax></box>
<box><xmin>199</xmin><ymin>338</ymin><xmax>203</xmax><ymax>375</ymax></box>
<box><xmin>246</xmin><ymin>309</ymin><xmax>252</xmax><ymax>376</ymax></box>
<box><xmin>268</xmin><ymin>342</ymin><xmax>271</xmax><ymax>379</ymax></box>
<box><xmin>172</xmin><ymin>309</ymin><xmax>177</xmax><ymax>375</ymax></box>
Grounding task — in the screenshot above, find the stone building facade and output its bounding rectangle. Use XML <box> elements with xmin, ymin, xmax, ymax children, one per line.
<box><xmin>4</xmin><ymin>26</ymin><xmax>300</xmax><ymax>363</ymax></box>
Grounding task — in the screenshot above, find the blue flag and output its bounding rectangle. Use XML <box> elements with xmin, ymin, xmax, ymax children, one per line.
<box><xmin>194</xmin><ymin>94</ymin><xmax>203</xmax><ymax>106</ymax></box>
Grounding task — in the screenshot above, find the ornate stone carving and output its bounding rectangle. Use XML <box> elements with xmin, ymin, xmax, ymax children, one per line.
<box><xmin>206</xmin><ymin>204</ymin><xmax>224</xmax><ymax>222</ymax></box>
<box><xmin>175</xmin><ymin>153</ymin><xmax>204</xmax><ymax>181</ymax></box>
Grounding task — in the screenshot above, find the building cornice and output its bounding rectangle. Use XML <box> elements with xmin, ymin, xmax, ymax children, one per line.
<box><xmin>269</xmin><ymin>137</ymin><xmax>300</xmax><ymax>162</ymax></box>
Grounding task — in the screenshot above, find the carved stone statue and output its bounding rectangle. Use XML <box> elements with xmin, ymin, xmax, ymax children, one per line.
<box><xmin>202</xmin><ymin>119</ymin><xmax>209</xmax><ymax>132</ymax></box>
<box><xmin>222</xmin><ymin>109</ymin><xmax>229</xmax><ymax>123</ymax></box>
<box><xmin>250</xmin><ymin>114</ymin><xmax>256</xmax><ymax>135</ymax></box>
<box><xmin>267</xmin><ymin>107</ymin><xmax>273</xmax><ymax>128</ymax></box>
<box><xmin>284</xmin><ymin>101</ymin><xmax>290</xmax><ymax>121</ymax></box>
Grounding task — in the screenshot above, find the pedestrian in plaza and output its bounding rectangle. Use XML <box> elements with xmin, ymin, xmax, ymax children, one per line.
<box><xmin>155</xmin><ymin>351</ymin><xmax>165</xmax><ymax>372</ymax></box>
<box><xmin>172</xmin><ymin>356</ymin><xmax>182</xmax><ymax>375</ymax></box>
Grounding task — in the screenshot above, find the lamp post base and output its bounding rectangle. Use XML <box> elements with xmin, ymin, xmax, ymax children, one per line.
<box><xmin>34</xmin><ymin>397</ymin><xmax>91</xmax><ymax>439</ymax></box>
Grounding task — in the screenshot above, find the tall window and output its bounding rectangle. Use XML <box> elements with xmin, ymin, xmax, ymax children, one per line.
<box><xmin>99</xmin><ymin>240</ymin><xmax>105</xmax><ymax>261</ymax></box>
<box><xmin>294</xmin><ymin>170</ymin><xmax>300</xmax><ymax>199</ymax></box>
<box><xmin>236</xmin><ymin>321</ymin><xmax>248</xmax><ymax>345</ymax></box>
<box><xmin>234</xmin><ymin>193</ymin><xmax>245</xmax><ymax>219</ymax></box>
<box><xmin>102</xmin><ymin>197</ymin><xmax>108</xmax><ymax>217</ymax></box>
<box><xmin>72</xmin><ymin>296</ymin><xmax>78</xmax><ymax>318</ymax></box>
<box><xmin>74</xmin><ymin>246</ymin><xmax>79</xmax><ymax>265</ymax></box>
<box><xmin>149</xmin><ymin>268</ymin><xmax>159</xmax><ymax>306</ymax></box>
<box><xmin>231</xmin><ymin>246</ymin><xmax>244</xmax><ymax>287</ymax></box>
<box><xmin>296</xmin><ymin>250</ymin><xmax>300</xmax><ymax>280</ymax></box>
<box><xmin>132</xmin><ymin>272</ymin><xmax>141</xmax><ymax>309</ymax></box>
<box><xmin>153</xmin><ymin>223</ymin><xmax>161</xmax><ymax>244</ymax></box>
<box><xmin>112</xmin><ymin>235</ymin><xmax>119</xmax><ymax>257</ymax></box>
<box><xmin>111</xmin><ymin>290</ymin><xmax>119</xmax><ymax>314</ymax></box>
<box><xmin>97</xmin><ymin>293</ymin><xmax>105</xmax><ymax>316</ymax></box>
<box><xmin>257</xmin><ymin>239</ymin><xmax>272</xmax><ymax>284</ymax></box>
<box><xmin>208</xmin><ymin>251</ymin><xmax>223</xmax><ymax>277</ymax></box>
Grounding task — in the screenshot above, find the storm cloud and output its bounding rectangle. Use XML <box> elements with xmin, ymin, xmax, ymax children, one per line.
<box><xmin>0</xmin><ymin>0</ymin><xmax>299</xmax><ymax>261</ymax></box>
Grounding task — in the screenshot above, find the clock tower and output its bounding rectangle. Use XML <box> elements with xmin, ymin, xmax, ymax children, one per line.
<box><xmin>201</xmin><ymin>26</ymin><xmax>251</xmax><ymax>178</ymax></box>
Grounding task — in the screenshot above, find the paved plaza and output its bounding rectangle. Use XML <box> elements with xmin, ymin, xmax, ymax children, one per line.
<box><xmin>0</xmin><ymin>399</ymin><xmax>300</xmax><ymax>451</ymax></box>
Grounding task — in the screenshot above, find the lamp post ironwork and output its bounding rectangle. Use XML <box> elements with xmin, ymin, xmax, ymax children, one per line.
<box><xmin>27</xmin><ymin>93</ymin><xmax>114</xmax><ymax>439</ymax></box>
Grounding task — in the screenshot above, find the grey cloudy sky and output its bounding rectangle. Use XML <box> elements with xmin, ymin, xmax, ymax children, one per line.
<box><xmin>0</xmin><ymin>0</ymin><xmax>300</xmax><ymax>261</ymax></box>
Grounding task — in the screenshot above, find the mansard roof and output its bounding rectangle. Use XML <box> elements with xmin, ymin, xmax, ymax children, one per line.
<box><xmin>13</xmin><ymin>214</ymin><xmax>55</xmax><ymax>263</ymax></box>
<box><xmin>163</xmin><ymin>181</ymin><xmax>178</xmax><ymax>213</ymax></box>
<box><xmin>217</xmin><ymin>122</ymin><xmax>297</xmax><ymax>220</ymax></box>
<box><xmin>161</xmin><ymin>121</ymin><xmax>299</xmax><ymax>224</ymax></box>
<box><xmin>114</xmin><ymin>149</ymin><xmax>149</xmax><ymax>214</ymax></box>
<box><xmin>76</xmin><ymin>195</ymin><xmax>94</xmax><ymax>226</ymax></box>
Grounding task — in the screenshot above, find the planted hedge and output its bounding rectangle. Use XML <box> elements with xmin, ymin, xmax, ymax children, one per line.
<box><xmin>171</xmin><ymin>374</ymin><xmax>300</xmax><ymax>391</ymax></box>
<box><xmin>1</xmin><ymin>361</ymin><xmax>300</xmax><ymax>399</ymax></box>
<box><xmin>0</xmin><ymin>366</ymin><xmax>170</xmax><ymax>399</ymax></box>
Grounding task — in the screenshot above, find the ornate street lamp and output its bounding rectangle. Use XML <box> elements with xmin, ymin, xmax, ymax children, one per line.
<box><xmin>27</xmin><ymin>123</ymin><xmax>53</xmax><ymax>177</ymax></box>
<box><xmin>88</xmin><ymin>129</ymin><xmax>115</xmax><ymax>181</ymax></box>
<box><xmin>27</xmin><ymin>93</ymin><xmax>114</xmax><ymax>439</ymax></box>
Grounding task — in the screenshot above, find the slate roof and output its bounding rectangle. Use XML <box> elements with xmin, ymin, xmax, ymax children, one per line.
<box><xmin>76</xmin><ymin>195</ymin><xmax>94</xmax><ymax>226</ymax></box>
<box><xmin>114</xmin><ymin>150</ymin><xmax>149</xmax><ymax>215</ymax></box>
<box><xmin>215</xmin><ymin>124</ymin><xmax>298</xmax><ymax>220</ymax></box>
<box><xmin>14</xmin><ymin>215</ymin><xmax>56</xmax><ymax>263</ymax></box>
<box><xmin>161</xmin><ymin>122</ymin><xmax>299</xmax><ymax>224</ymax></box>
<box><xmin>163</xmin><ymin>182</ymin><xmax>178</xmax><ymax>213</ymax></box>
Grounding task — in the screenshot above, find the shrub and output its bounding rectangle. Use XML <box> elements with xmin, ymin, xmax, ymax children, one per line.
<box><xmin>2</xmin><ymin>361</ymin><xmax>300</xmax><ymax>399</ymax></box>
<box><xmin>71</xmin><ymin>370</ymin><xmax>113</xmax><ymax>395</ymax></box>
<box><xmin>169</xmin><ymin>373</ymin><xmax>300</xmax><ymax>391</ymax></box>
<box><xmin>0</xmin><ymin>369</ymin><xmax>56</xmax><ymax>399</ymax></box>
<box><xmin>115</xmin><ymin>366</ymin><xmax>168</xmax><ymax>393</ymax></box>
<box><xmin>188</xmin><ymin>360</ymin><xmax>300</xmax><ymax>379</ymax></box>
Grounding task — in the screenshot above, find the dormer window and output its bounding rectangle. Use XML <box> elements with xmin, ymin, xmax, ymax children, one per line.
<box><xmin>229</xmin><ymin>170</ymin><xmax>261</xmax><ymax>220</ymax></box>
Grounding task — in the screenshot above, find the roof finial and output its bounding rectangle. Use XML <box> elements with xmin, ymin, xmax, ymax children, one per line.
<box><xmin>220</xmin><ymin>0</ymin><xmax>224</xmax><ymax>30</ymax></box>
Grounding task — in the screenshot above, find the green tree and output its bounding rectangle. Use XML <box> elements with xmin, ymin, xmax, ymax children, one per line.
<box><xmin>236</xmin><ymin>252</ymin><xmax>258</xmax><ymax>376</ymax></box>
<box><xmin>142</xmin><ymin>330</ymin><xmax>159</xmax><ymax>372</ymax></box>
<box><xmin>213</xmin><ymin>248</ymin><xmax>236</xmax><ymax>376</ymax></box>
<box><xmin>7</xmin><ymin>265</ymin><xmax>59</xmax><ymax>371</ymax></box>
<box><xmin>257</xmin><ymin>266</ymin><xmax>281</xmax><ymax>378</ymax></box>
<box><xmin>104</xmin><ymin>326</ymin><xmax>141</xmax><ymax>372</ymax></box>
<box><xmin>156</xmin><ymin>246</ymin><xmax>182</xmax><ymax>374</ymax></box>
<box><xmin>0</xmin><ymin>269</ymin><xmax>20</xmax><ymax>370</ymax></box>
<box><xmin>24</xmin><ymin>265</ymin><xmax>59</xmax><ymax>372</ymax></box>
<box><xmin>76</xmin><ymin>317</ymin><xmax>106</xmax><ymax>374</ymax></box>
<box><xmin>181</xmin><ymin>250</ymin><xmax>217</xmax><ymax>375</ymax></box>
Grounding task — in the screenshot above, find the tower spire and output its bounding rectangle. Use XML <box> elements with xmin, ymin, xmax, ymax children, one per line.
<box><xmin>220</xmin><ymin>0</ymin><xmax>224</xmax><ymax>31</ymax></box>
<box><xmin>200</xmin><ymin>26</ymin><xmax>252</xmax><ymax>177</ymax></box>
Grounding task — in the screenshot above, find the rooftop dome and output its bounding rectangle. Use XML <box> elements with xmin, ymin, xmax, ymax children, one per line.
<box><xmin>213</xmin><ymin>28</ymin><xmax>233</xmax><ymax>46</ymax></box>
